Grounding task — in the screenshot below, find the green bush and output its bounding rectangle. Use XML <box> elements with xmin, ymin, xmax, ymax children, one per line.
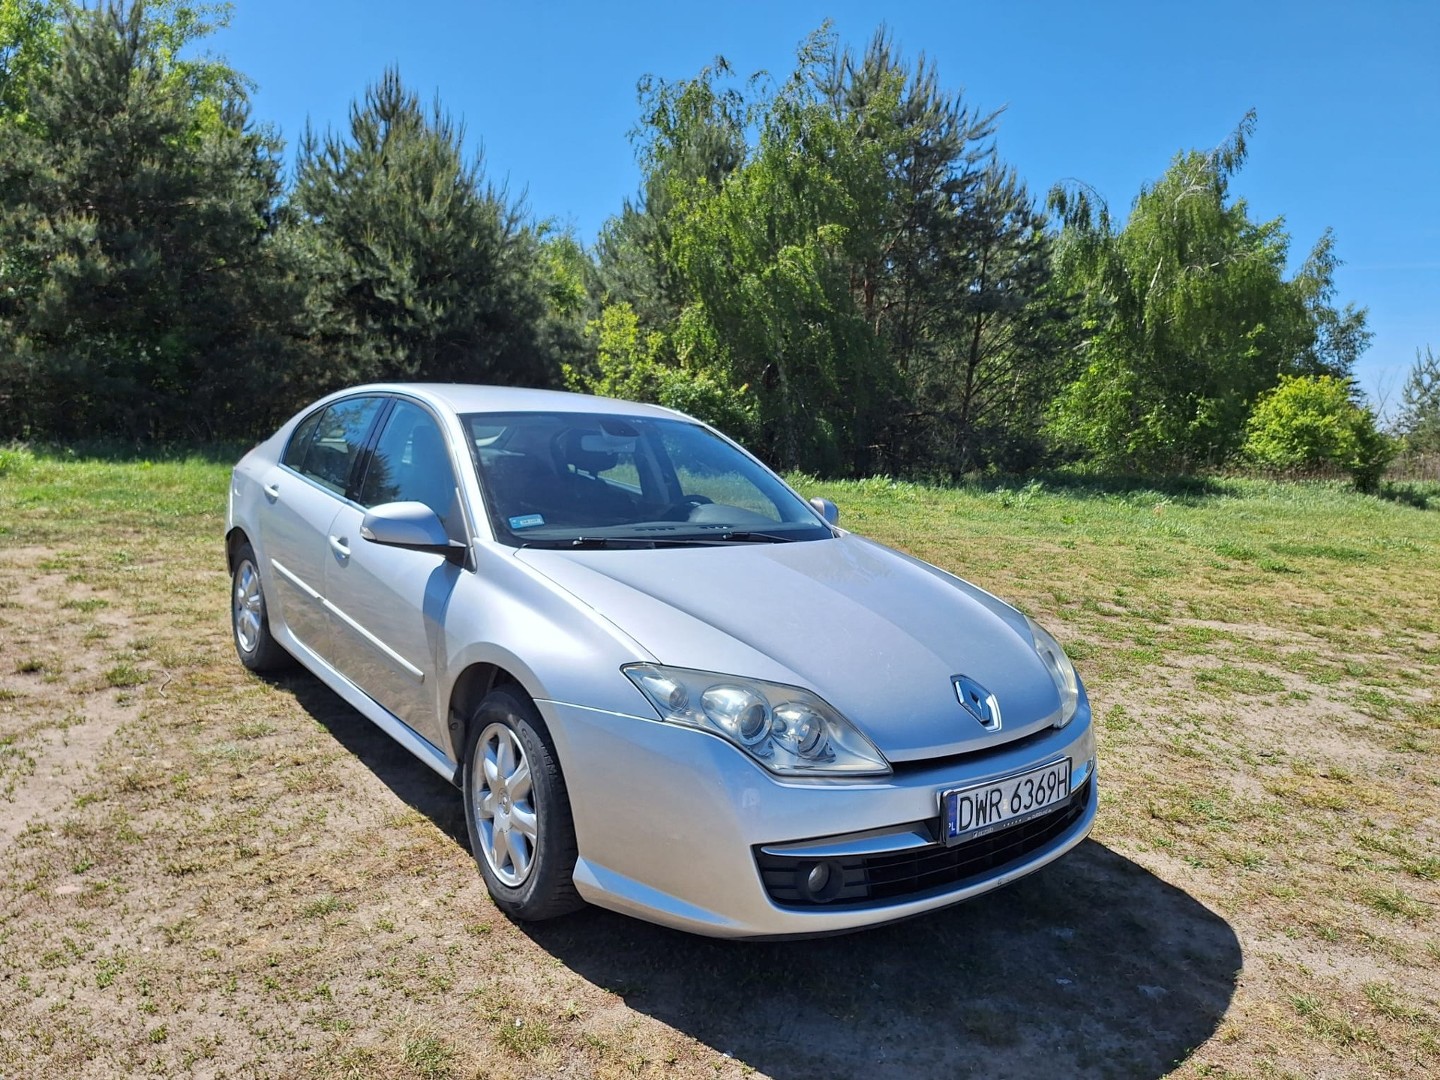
<box><xmin>1243</xmin><ymin>375</ymin><xmax>1393</xmax><ymax>491</ymax></box>
<box><xmin>563</xmin><ymin>302</ymin><xmax>758</xmax><ymax>442</ymax></box>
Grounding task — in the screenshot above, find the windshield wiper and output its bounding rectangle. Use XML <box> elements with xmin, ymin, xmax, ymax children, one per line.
<box><xmin>709</xmin><ymin>530</ymin><xmax>796</xmax><ymax>543</ymax></box>
<box><xmin>520</xmin><ymin>536</ymin><xmax>648</xmax><ymax>550</ymax></box>
<box><xmin>567</xmin><ymin>534</ymin><xmax>792</xmax><ymax>547</ymax></box>
<box><xmin>522</xmin><ymin>531</ymin><xmax>799</xmax><ymax>550</ymax></box>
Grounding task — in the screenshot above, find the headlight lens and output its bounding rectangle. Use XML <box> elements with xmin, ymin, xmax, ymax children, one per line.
<box><xmin>700</xmin><ymin>685</ymin><xmax>770</xmax><ymax>747</ymax></box>
<box><xmin>624</xmin><ymin>664</ymin><xmax>891</xmax><ymax>777</ymax></box>
<box><xmin>1026</xmin><ymin>617</ymin><xmax>1080</xmax><ymax>727</ymax></box>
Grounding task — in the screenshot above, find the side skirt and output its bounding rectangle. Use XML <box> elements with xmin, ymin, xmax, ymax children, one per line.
<box><xmin>276</xmin><ymin>627</ymin><xmax>461</xmax><ymax>787</ymax></box>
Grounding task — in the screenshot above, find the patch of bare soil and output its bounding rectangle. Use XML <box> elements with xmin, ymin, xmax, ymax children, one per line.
<box><xmin>0</xmin><ymin>538</ymin><xmax>1434</xmax><ymax>1080</ymax></box>
<box><xmin>0</xmin><ymin>550</ymin><xmax>148</xmax><ymax>846</ymax></box>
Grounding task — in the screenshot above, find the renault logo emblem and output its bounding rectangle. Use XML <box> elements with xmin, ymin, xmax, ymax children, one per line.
<box><xmin>954</xmin><ymin>675</ymin><xmax>1002</xmax><ymax>731</ymax></box>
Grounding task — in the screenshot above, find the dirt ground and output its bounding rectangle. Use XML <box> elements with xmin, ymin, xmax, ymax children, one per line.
<box><xmin>0</xmin><ymin>494</ymin><xmax>1436</xmax><ymax>1078</ymax></box>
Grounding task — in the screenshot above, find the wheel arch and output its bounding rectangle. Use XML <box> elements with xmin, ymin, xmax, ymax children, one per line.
<box><xmin>447</xmin><ymin>662</ymin><xmax>528</xmax><ymax>767</ymax></box>
<box><xmin>225</xmin><ymin>526</ymin><xmax>251</xmax><ymax>573</ymax></box>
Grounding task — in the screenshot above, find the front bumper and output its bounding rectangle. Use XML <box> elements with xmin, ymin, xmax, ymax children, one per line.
<box><xmin>539</xmin><ymin>698</ymin><xmax>1098</xmax><ymax>938</ymax></box>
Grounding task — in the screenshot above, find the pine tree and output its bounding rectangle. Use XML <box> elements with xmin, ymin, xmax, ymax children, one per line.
<box><xmin>291</xmin><ymin>68</ymin><xmax>554</xmax><ymax>389</ymax></box>
<box><xmin>1397</xmin><ymin>346</ymin><xmax>1440</xmax><ymax>452</ymax></box>
<box><xmin>0</xmin><ymin>1</ymin><xmax>292</xmax><ymax>439</ymax></box>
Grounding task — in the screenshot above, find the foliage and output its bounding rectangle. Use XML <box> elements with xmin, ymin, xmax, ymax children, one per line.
<box><xmin>0</xmin><ymin>0</ymin><xmax>61</xmax><ymax>119</ymax></box>
<box><xmin>534</xmin><ymin>226</ymin><xmax>599</xmax><ymax>388</ymax></box>
<box><xmin>592</xmin><ymin>26</ymin><xmax>1063</xmax><ymax>477</ymax></box>
<box><xmin>1047</xmin><ymin>113</ymin><xmax>1370</xmax><ymax>474</ymax></box>
<box><xmin>0</xmin><ymin>1</ymin><xmax>294</xmax><ymax>439</ymax></box>
<box><xmin>1396</xmin><ymin>345</ymin><xmax>1440</xmax><ymax>452</ymax></box>
<box><xmin>1291</xmin><ymin>228</ymin><xmax>1372</xmax><ymax>378</ymax></box>
<box><xmin>562</xmin><ymin>301</ymin><xmax>756</xmax><ymax>439</ymax></box>
<box><xmin>594</xmin><ymin>57</ymin><xmax>746</xmax><ymax>333</ymax></box>
<box><xmin>826</xmin><ymin>38</ymin><xmax>1072</xmax><ymax>474</ymax></box>
<box><xmin>290</xmin><ymin>68</ymin><xmax>556</xmax><ymax>392</ymax></box>
<box><xmin>0</xmin><ymin>11</ymin><xmax>1377</xmax><ymax>473</ymax></box>
<box><xmin>899</xmin><ymin>162</ymin><xmax>1075</xmax><ymax>474</ymax></box>
<box><xmin>1</xmin><ymin>1</ymin><xmax>242</xmax><ymax>128</ymax></box>
<box><xmin>657</xmin><ymin>35</ymin><xmax>893</xmax><ymax>473</ymax></box>
<box><xmin>1243</xmin><ymin>375</ymin><xmax>1393</xmax><ymax>491</ymax></box>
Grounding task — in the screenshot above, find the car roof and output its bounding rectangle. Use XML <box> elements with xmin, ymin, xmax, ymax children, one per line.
<box><xmin>339</xmin><ymin>383</ymin><xmax>689</xmax><ymax>421</ymax></box>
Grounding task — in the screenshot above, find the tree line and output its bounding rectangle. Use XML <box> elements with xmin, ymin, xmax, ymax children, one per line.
<box><xmin>1</xmin><ymin>2</ymin><xmax>1434</xmax><ymax>482</ymax></box>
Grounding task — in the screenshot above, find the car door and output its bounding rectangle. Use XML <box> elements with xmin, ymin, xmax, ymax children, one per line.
<box><xmin>322</xmin><ymin>399</ymin><xmax>468</xmax><ymax>751</ymax></box>
<box><xmin>255</xmin><ymin>396</ymin><xmax>386</xmax><ymax>664</ymax></box>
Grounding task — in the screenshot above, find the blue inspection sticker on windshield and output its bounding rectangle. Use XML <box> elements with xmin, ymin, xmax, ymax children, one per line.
<box><xmin>508</xmin><ymin>514</ymin><xmax>546</xmax><ymax>530</ymax></box>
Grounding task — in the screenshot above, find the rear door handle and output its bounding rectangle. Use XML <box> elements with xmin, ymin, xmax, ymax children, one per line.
<box><xmin>328</xmin><ymin>535</ymin><xmax>350</xmax><ymax>561</ymax></box>
<box><xmin>263</xmin><ymin>483</ymin><xmax>280</xmax><ymax>500</ymax></box>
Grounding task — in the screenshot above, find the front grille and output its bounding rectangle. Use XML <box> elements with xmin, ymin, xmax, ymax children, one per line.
<box><xmin>755</xmin><ymin>778</ymin><xmax>1090</xmax><ymax>908</ymax></box>
<box><xmin>888</xmin><ymin>723</ymin><xmax>1056</xmax><ymax>777</ymax></box>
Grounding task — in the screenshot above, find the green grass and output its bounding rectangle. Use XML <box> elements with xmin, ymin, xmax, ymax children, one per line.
<box><xmin>0</xmin><ymin>447</ymin><xmax>1437</xmax><ymax>1079</ymax></box>
<box><xmin>403</xmin><ymin>1031</ymin><xmax>458</xmax><ymax>1078</ymax></box>
<box><xmin>102</xmin><ymin>661</ymin><xmax>148</xmax><ymax>689</ymax></box>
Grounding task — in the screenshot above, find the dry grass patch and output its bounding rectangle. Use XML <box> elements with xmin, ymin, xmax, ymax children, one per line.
<box><xmin>0</xmin><ymin>452</ymin><xmax>1436</xmax><ymax>1078</ymax></box>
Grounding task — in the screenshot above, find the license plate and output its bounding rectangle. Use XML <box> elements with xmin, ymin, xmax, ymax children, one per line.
<box><xmin>941</xmin><ymin>758</ymin><xmax>1072</xmax><ymax>846</ymax></box>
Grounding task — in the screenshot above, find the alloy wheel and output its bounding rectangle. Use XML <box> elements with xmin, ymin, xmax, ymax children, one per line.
<box><xmin>472</xmin><ymin>722</ymin><xmax>538</xmax><ymax>886</ymax></box>
<box><xmin>233</xmin><ymin>559</ymin><xmax>264</xmax><ymax>655</ymax></box>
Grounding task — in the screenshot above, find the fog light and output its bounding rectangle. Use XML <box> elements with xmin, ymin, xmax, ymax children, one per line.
<box><xmin>800</xmin><ymin>860</ymin><xmax>842</xmax><ymax>902</ymax></box>
<box><xmin>807</xmin><ymin>863</ymin><xmax>830</xmax><ymax>892</ymax></box>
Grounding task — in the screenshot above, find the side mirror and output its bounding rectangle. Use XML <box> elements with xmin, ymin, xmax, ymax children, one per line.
<box><xmin>808</xmin><ymin>497</ymin><xmax>839</xmax><ymax>525</ymax></box>
<box><xmin>360</xmin><ymin>501</ymin><xmax>467</xmax><ymax>565</ymax></box>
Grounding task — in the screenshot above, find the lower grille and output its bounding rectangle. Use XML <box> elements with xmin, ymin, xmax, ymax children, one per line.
<box><xmin>755</xmin><ymin>779</ymin><xmax>1090</xmax><ymax>908</ymax></box>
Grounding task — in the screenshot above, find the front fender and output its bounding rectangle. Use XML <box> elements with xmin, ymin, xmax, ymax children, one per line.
<box><xmin>437</xmin><ymin>544</ymin><xmax>659</xmax><ymax>747</ymax></box>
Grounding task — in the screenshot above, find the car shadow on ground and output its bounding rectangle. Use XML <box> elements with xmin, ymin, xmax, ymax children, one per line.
<box><xmin>287</xmin><ymin>673</ymin><xmax>1240</xmax><ymax>1080</ymax></box>
<box><xmin>275</xmin><ymin>670</ymin><xmax>471</xmax><ymax>845</ymax></box>
<box><xmin>525</xmin><ymin>845</ymin><xmax>1241</xmax><ymax>1080</ymax></box>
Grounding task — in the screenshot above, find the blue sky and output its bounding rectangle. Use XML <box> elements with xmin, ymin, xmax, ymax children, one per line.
<box><xmin>211</xmin><ymin>0</ymin><xmax>1438</xmax><ymax>415</ymax></box>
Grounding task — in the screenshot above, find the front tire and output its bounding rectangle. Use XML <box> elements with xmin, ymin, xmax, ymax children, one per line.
<box><xmin>463</xmin><ymin>687</ymin><xmax>583</xmax><ymax>921</ymax></box>
<box><xmin>231</xmin><ymin>543</ymin><xmax>290</xmax><ymax>672</ymax></box>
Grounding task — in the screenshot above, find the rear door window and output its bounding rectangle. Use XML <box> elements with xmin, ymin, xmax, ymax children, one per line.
<box><xmin>282</xmin><ymin>410</ymin><xmax>323</xmax><ymax>470</ymax></box>
<box><xmin>284</xmin><ymin>396</ymin><xmax>385</xmax><ymax>496</ymax></box>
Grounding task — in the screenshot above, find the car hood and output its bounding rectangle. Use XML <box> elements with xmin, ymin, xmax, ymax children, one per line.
<box><xmin>514</xmin><ymin>535</ymin><xmax>1063</xmax><ymax>762</ymax></box>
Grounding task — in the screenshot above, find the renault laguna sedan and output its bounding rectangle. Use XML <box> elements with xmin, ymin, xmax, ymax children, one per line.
<box><xmin>226</xmin><ymin>384</ymin><xmax>1096</xmax><ymax>937</ymax></box>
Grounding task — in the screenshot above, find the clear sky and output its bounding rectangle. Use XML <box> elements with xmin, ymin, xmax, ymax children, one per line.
<box><xmin>210</xmin><ymin>0</ymin><xmax>1438</xmax><ymax>415</ymax></box>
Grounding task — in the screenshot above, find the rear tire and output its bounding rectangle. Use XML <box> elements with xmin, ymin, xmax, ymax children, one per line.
<box><xmin>463</xmin><ymin>687</ymin><xmax>583</xmax><ymax>921</ymax></box>
<box><xmin>231</xmin><ymin>543</ymin><xmax>290</xmax><ymax>672</ymax></box>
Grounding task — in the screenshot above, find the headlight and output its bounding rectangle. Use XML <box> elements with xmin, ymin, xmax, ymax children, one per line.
<box><xmin>1026</xmin><ymin>617</ymin><xmax>1080</xmax><ymax>728</ymax></box>
<box><xmin>623</xmin><ymin>664</ymin><xmax>891</xmax><ymax>777</ymax></box>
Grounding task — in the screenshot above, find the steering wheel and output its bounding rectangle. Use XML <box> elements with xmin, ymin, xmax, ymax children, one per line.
<box><xmin>660</xmin><ymin>494</ymin><xmax>713</xmax><ymax>521</ymax></box>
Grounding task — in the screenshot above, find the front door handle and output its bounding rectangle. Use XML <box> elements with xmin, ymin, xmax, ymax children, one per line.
<box><xmin>328</xmin><ymin>535</ymin><xmax>351</xmax><ymax>561</ymax></box>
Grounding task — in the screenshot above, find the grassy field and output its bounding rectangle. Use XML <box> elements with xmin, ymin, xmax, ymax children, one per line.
<box><xmin>0</xmin><ymin>446</ymin><xmax>1436</xmax><ymax>1079</ymax></box>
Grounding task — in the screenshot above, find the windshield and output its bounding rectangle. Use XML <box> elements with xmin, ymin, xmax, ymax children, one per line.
<box><xmin>460</xmin><ymin>411</ymin><xmax>833</xmax><ymax>547</ymax></box>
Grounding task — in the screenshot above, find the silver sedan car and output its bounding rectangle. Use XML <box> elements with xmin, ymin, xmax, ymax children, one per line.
<box><xmin>226</xmin><ymin>384</ymin><xmax>1096</xmax><ymax>937</ymax></box>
